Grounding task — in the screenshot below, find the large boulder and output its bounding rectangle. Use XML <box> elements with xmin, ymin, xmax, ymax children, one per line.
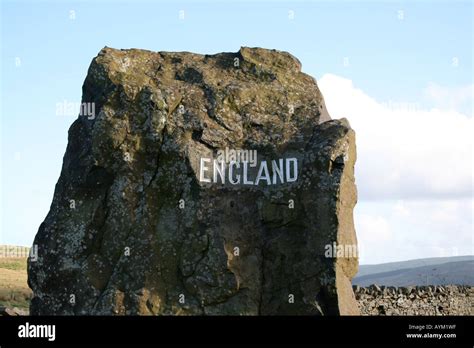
<box><xmin>28</xmin><ymin>47</ymin><xmax>359</xmax><ymax>315</ymax></box>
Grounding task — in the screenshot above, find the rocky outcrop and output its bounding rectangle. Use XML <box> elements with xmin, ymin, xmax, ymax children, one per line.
<box><xmin>0</xmin><ymin>306</ymin><xmax>29</xmax><ymax>316</ymax></box>
<box><xmin>355</xmin><ymin>285</ymin><xmax>473</xmax><ymax>315</ymax></box>
<box><xmin>28</xmin><ymin>47</ymin><xmax>359</xmax><ymax>315</ymax></box>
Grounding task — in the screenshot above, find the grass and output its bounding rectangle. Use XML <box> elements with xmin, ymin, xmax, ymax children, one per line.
<box><xmin>0</xmin><ymin>257</ymin><xmax>32</xmax><ymax>310</ymax></box>
<box><xmin>0</xmin><ymin>258</ymin><xmax>27</xmax><ymax>271</ymax></box>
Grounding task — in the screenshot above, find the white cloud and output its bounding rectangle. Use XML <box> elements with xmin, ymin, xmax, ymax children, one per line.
<box><xmin>355</xmin><ymin>199</ymin><xmax>473</xmax><ymax>264</ymax></box>
<box><xmin>318</xmin><ymin>74</ymin><xmax>473</xmax><ymax>201</ymax></box>
<box><xmin>356</xmin><ymin>214</ymin><xmax>392</xmax><ymax>242</ymax></box>
<box><xmin>423</xmin><ymin>83</ymin><xmax>473</xmax><ymax>116</ymax></box>
<box><xmin>392</xmin><ymin>200</ymin><xmax>410</xmax><ymax>217</ymax></box>
<box><xmin>355</xmin><ymin>213</ymin><xmax>393</xmax><ymax>264</ymax></box>
<box><xmin>317</xmin><ymin>75</ymin><xmax>473</xmax><ymax>264</ymax></box>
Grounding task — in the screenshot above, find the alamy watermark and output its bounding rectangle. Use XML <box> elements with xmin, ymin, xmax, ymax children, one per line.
<box><xmin>18</xmin><ymin>322</ymin><xmax>55</xmax><ymax>341</ymax></box>
<box><xmin>56</xmin><ymin>100</ymin><xmax>95</xmax><ymax>119</ymax></box>
<box><xmin>0</xmin><ymin>244</ymin><xmax>37</xmax><ymax>261</ymax></box>
<box><xmin>381</xmin><ymin>100</ymin><xmax>420</xmax><ymax>112</ymax></box>
<box><xmin>324</xmin><ymin>242</ymin><xmax>358</xmax><ymax>258</ymax></box>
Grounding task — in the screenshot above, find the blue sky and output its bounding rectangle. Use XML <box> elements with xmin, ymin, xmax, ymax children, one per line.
<box><xmin>1</xmin><ymin>0</ymin><xmax>472</xmax><ymax>264</ymax></box>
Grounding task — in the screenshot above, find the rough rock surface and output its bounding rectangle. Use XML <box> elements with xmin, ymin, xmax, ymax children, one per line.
<box><xmin>355</xmin><ymin>285</ymin><xmax>474</xmax><ymax>316</ymax></box>
<box><xmin>28</xmin><ymin>47</ymin><xmax>359</xmax><ymax>315</ymax></box>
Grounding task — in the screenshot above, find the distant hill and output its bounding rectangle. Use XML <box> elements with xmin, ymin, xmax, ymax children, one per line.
<box><xmin>353</xmin><ymin>256</ymin><xmax>474</xmax><ymax>287</ymax></box>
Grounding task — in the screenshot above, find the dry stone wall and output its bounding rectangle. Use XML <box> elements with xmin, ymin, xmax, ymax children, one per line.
<box><xmin>354</xmin><ymin>285</ymin><xmax>473</xmax><ymax>316</ymax></box>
